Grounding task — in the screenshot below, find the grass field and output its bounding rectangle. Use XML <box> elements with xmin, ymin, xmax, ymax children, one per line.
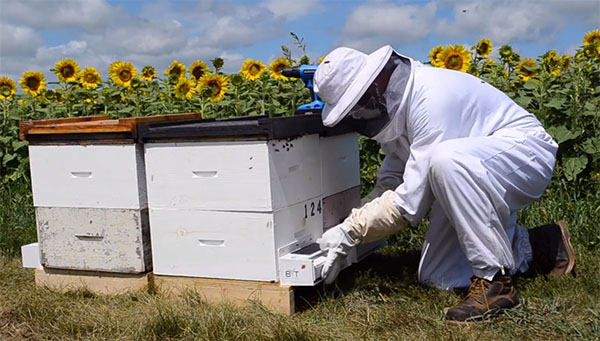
<box><xmin>1</xmin><ymin>181</ymin><xmax>599</xmax><ymax>340</ymax></box>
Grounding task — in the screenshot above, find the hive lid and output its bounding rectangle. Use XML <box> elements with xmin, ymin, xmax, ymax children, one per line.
<box><xmin>138</xmin><ymin>114</ymin><xmax>354</xmax><ymax>141</ymax></box>
<box><xmin>19</xmin><ymin>113</ymin><xmax>203</xmax><ymax>143</ymax></box>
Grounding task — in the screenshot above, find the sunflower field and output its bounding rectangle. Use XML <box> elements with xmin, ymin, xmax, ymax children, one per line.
<box><xmin>1</xmin><ymin>31</ymin><xmax>599</xmax><ymax>245</ymax></box>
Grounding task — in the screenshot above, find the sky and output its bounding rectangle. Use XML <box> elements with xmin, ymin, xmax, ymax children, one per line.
<box><xmin>0</xmin><ymin>0</ymin><xmax>599</xmax><ymax>87</ymax></box>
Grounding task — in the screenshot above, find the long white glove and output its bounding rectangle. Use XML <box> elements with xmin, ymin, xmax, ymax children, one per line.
<box><xmin>317</xmin><ymin>190</ymin><xmax>409</xmax><ymax>284</ymax></box>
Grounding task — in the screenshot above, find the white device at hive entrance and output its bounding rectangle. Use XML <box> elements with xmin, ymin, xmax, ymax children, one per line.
<box><xmin>139</xmin><ymin>115</ymin><xmax>385</xmax><ymax>286</ymax></box>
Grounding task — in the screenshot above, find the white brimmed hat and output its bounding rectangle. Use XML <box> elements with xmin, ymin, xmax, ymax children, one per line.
<box><xmin>314</xmin><ymin>45</ymin><xmax>394</xmax><ymax>127</ymax></box>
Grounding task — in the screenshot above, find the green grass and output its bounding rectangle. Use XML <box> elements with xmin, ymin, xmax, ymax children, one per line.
<box><xmin>1</xmin><ymin>181</ymin><xmax>599</xmax><ymax>340</ymax></box>
<box><xmin>0</xmin><ymin>181</ymin><xmax>36</xmax><ymax>257</ymax></box>
<box><xmin>1</xmin><ymin>247</ymin><xmax>599</xmax><ymax>340</ymax></box>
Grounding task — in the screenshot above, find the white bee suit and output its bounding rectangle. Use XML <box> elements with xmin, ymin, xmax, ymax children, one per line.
<box><xmin>374</xmin><ymin>60</ymin><xmax>558</xmax><ymax>289</ymax></box>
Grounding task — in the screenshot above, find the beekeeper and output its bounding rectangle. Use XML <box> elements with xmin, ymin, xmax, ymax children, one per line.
<box><xmin>314</xmin><ymin>45</ymin><xmax>576</xmax><ymax>323</ymax></box>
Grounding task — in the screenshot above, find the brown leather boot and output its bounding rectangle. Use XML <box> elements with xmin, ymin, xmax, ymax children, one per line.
<box><xmin>445</xmin><ymin>274</ymin><xmax>519</xmax><ymax>324</ymax></box>
<box><xmin>527</xmin><ymin>220</ymin><xmax>576</xmax><ymax>276</ymax></box>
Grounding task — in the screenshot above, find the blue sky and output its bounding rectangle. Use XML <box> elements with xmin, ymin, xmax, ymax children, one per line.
<box><xmin>1</xmin><ymin>0</ymin><xmax>598</xmax><ymax>86</ymax></box>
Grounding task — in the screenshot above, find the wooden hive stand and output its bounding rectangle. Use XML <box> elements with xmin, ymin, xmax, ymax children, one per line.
<box><xmin>34</xmin><ymin>267</ymin><xmax>153</xmax><ymax>295</ymax></box>
<box><xmin>34</xmin><ymin>269</ymin><xmax>298</xmax><ymax>315</ymax></box>
<box><xmin>154</xmin><ymin>275</ymin><xmax>296</xmax><ymax>315</ymax></box>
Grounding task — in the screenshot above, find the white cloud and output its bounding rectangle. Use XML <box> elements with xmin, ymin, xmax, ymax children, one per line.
<box><xmin>83</xmin><ymin>19</ymin><xmax>187</xmax><ymax>55</ymax></box>
<box><xmin>339</xmin><ymin>1</ymin><xmax>438</xmax><ymax>52</ymax></box>
<box><xmin>436</xmin><ymin>1</ymin><xmax>600</xmax><ymax>45</ymax></box>
<box><xmin>0</xmin><ymin>0</ymin><xmax>286</xmax><ymax>84</ymax></box>
<box><xmin>0</xmin><ymin>0</ymin><xmax>114</xmax><ymax>32</ymax></box>
<box><xmin>37</xmin><ymin>40</ymin><xmax>89</xmax><ymax>59</ymax></box>
<box><xmin>262</xmin><ymin>0</ymin><xmax>320</xmax><ymax>20</ymax></box>
<box><xmin>0</xmin><ymin>24</ymin><xmax>43</xmax><ymax>57</ymax></box>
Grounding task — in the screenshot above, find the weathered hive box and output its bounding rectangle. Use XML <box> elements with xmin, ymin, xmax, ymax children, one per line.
<box><xmin>20</xmin><ymin>113</ymin><xmax>202</xmax><ymax>273</ymax></box>
<box><xmin>138</xmin><ymin>115</ymin><xmax>362</xmax><ymax>283</ymax></box>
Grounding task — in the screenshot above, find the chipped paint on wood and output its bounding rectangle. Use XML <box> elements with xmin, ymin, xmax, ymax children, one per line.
<box><xmin>36</xmin><ymin>207</ymin><xmax>152</xmax><ymax>273</ymax></box>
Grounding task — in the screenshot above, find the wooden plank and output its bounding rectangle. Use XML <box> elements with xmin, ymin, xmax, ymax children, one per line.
<box><xmin>20</xmin><ymin>113</ymin><xmax>203</xmax><ymax>140</ymax></box>
<box><xmin>26</xmin><ymin>124</ymin><xmax>132</xmax><ymax>135</ymax></box>
<box><xmin>34</xmin><ymin>267</ymin><xmax>152</xmax><ymax>294</ymax></box>
<box><xmin>19</xmin><ymin>116</ymin><xmax>108</xmax><ymax>140</ymax></box>
<box><xmin>155</xmin><ymin>275</ymin><xmax>295</xmax><ymax>315</ymax></box>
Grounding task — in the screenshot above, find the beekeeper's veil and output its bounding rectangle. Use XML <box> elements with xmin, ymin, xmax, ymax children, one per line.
<box><xmin>314</xmin><ymin>45</ymin><xmax>411</xmax><ymax>139</ymax></box>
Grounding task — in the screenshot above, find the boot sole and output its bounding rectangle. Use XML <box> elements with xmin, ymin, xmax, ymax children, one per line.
<box><xmin>554</xmin><ymin>220</ymin><xmax>576</xmax><ymax>276</ymax></box>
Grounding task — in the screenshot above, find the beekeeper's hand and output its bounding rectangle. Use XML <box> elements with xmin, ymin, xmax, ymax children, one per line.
<box><xmin>317</xmin><ymin>223</ymin><xmax>358</xmax><ymax>285</ymax></box>
<box><xmin>317</xmin><ymin>190</ymin><xmax>409</xmax><ymax>284</ymax></box>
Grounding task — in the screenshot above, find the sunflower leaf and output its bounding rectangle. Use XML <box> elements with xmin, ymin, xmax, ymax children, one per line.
<box><xmin>2</xmin><ymin>153</ymin><xmax>16</xmax><ymax>167</ymax></box>
<box><xmin>12</xmin><ymin>141</ymin><xmax>28</xmax><ymax>151</ymax></box>
<box><xmin>547</xmin><ymin>126</ymin><xmax>581</xmax><ymax>144</ymax></box>
<box><xmin>582</xmin><ymin>138</ymin><xmax>600</xmax><ymax>157</ymax></box>
<box><xmin>563</xmin><ymin>156</ymin><xmax>588</xmax><ymax>181</ymax></box>
<box><xmin>523</xmin><ymin>81</ymin><xmax>539</xmax><ymax>90</ymax></box>
<box><xmin>543</xmin><ymin>98</ymin><xmax>565</xmax><ymax>109</ymax></box>
<box><xmin>514</xmin><ymin>96</ymin><xmax>532</xmax><ymax>107</ymax></box>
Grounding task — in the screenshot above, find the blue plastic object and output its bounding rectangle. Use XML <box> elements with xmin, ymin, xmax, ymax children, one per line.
<box><xmin>281</xmin><ymin>64</ymin><xmax>324</xmax><ymax>114</ymax></box>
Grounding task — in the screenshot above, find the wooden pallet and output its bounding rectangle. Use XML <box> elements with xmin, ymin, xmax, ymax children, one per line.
<box><xmin>19</xmin><ymin>113</ymin><xmax>202</xmax><ymax>141</ymax></box>
<box><xmin>34</xmin><ymin>267</ymin><xmax>152</xmax><ymax>294</ymax></box>
<box><xmin>154</xmin><ymin>275</ymin><xmax>295</xmax><ymax>315</ymax></box>
<box><xmin>33</xmin><ymin>269</ymin><xmax>297</xmax><ymax>315</ymax></box>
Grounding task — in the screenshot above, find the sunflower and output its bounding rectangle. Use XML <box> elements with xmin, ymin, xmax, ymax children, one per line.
<box><xmin>482</xmin><ymin>59</ymin><xmax>495</xmax><ymax>72</ymax></box>
<box><xmin>499</xmin><ymin>45</ymin><xmax>513</xmax><ymax>58</ymax></box>
<box><xmin>240</xmin><ymin>59</ymin><xmax>266</xmax><ymax>81</ymax></box>
<box><xmin>197</xmin><ymin>74</ymin><xmax>229</xmax><ymax>102</ymax></box>
<box><xmin>583</xmin><ymin>29</ymin><xmax>600</xmax><ymax>59</ymax></box>
<box><xmin>0</xmin><ymin>77</ymin><xmax>17</xmax><ymax>100</ymax></box>
<box><xmin>55</xmin><ymin>90</ymin><xmax>65</xmax><ymax>104</ymax></box>
<box><xmin>516</xmin><ymin>58</ymin><xmax>538</xmax><ymax>81</ymax></box>
<box><xmin>174</xmin><ymin>77</ymin><xmax>197</xmax><ymax>99</ymax></box>
<box><xmin>189</xmin><ymin>60</ymin><xmax>209</xmax><ymax>82</ymax></box>
<box><xmin>544</xmin><ymin>50</ymin><xmax>566</xmax><ymax>76</ymax></box>
<box><xmin>211</xmin><ymin>57</ymin><xmax>224</xmax><ymax>70</ymax></box>
<box><xmin>428</xmin><ymin>45</ymin><xmax>445</xmax><ymax>67</ymax></box>
<box><xmin>19</xmin><ymin>71</ymin><xmax>46</xmax><ymax>97</ymax></box>
<box><xmin>584</xmin><ymin>29</ymin><xmax>600</xmax><ymax>47</ymax></box>
<box><xmin>230</xmin><ymin>73</ymin><xmax>244</xmax><ymax>87</ymax></box>
<box><xmin>78</xmin><ymin>66</ymin><xmax>102</xmax><ymax>90</ymax></box>
<box><xmin>435</xmin><ymin>44</ymin><xmax>471</xmax><ymax>72</ymax></box>
<box><xmin>141</xmin><ymin>66</ymin><xmax>156</xmax><ymax>81</ymax></box>
<box><xmin>560</xmin><ymin>55</ymin><xmax>572</xmax><ymax>73</ymax></box>
<box><xmin>268</xmin><ymin>58</ymin><xmax>291</xmax><ymax>81</ymax></box>
<box><xmin>476</xmin><ymin>39</ymin><xmax>492</xmax><ymax>58</ymax></box>
<box><xmin>109</xmin><ymin>61</ymin><xmax>137</xmax><ymax>87</ymax></box>
<box><xmin>54</xmin><ymin>58</ymin><xmax>80</xmax><ymax>83</ymax></box>
<box><xmin>165</xmin><ymin>60</ymin><xmax>186</xmax><ymax>79</ymax></box>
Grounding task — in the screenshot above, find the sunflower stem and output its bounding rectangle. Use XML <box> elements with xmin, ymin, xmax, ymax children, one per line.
<box><xmin>30</xmin><ymin>97</ymin><xmax>37</xmax><ymax>118</ymax></box>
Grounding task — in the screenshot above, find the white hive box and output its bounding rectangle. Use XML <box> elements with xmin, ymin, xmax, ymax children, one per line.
<box><xmin>148</xmin><ymin>198</ymin><xmax>323</xmax><ymax>281</ymax></box>
<box><xmin>144</xmin><ymin>135</ymin><xmax>322</xmax><ymax>212</ymax></box>
<box><xmin>29</xmin><ymin>144</ymin><xmax>147</xmax><ymax>209</ymax></box>
<box><xmin>319</xmin><ymin>133</ymin><xmax>361</xmax><ymax>230</ymax></box>
<box><xmin>20</xmin><ymin>114</ymin><xmax>202</xmax><ymax>273</ymax></box>
<box><xmin>139</xmin><ymin>115</ymin><xmax>365</xmax><ymax>283</ymax></box>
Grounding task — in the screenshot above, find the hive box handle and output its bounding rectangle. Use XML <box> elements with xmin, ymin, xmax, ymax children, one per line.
<box><xmin>192</xmin><ymin>171</ymin><xmax>218</xmax><ymax>178</ymax></box>
<box><xmin>70</xmin><ymin>171</ymin><xmax>92</xmax><ymax>178</ymax></box>
<box><xmin>74</xmin><ymin>234</ymin><xmax>104</xmax><ymax>241</ymax></box>
<box><xmin>198</xmin><ymin>239</ymin><xmax>225</xmax><ymax>247</ymax></box>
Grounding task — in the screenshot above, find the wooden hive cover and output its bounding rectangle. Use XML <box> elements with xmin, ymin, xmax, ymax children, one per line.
<box><xmin>19</xmin><ymin>113</ymin><xmax>203</xmax><ymax>142</ymax></box>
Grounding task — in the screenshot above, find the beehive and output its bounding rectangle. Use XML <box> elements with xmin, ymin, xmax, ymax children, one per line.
<box><xmin>138</xmin><ymin>115</ymin><xmax>361</xmax><ymax>281</ymax></box>
<box><xmin>21</xmin><ymin>113</ymin><xmax>202</xmax><ymax>273</ymax></box>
